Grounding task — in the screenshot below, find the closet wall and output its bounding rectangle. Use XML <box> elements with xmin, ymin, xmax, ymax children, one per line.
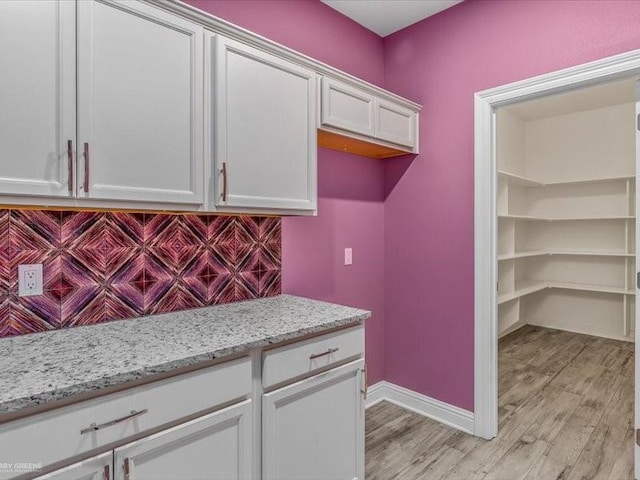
<box><xmin>497</xmin><ymin>93</ymin><xmax>636</xmax><ymax>342</ymax></box>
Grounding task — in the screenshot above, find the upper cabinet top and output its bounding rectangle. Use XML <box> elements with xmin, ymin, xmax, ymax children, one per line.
<box><xmin>0</xmin><ymin>0</ymin><xmax>421</xmax><ymax>215</ymax></box>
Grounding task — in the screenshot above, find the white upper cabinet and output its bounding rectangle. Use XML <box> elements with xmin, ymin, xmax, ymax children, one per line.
<box><xmin>375</xmin><ymin>98</ymin><xmax>417</xmax><ymax>148</ymax></box>
<box><xmin>211</xmin><ymin>34</ymin><xmax>317</xmax><ymax>212</ymax></box>
<box><xmin>77</xmin><ymin>0</ymin><xmax>203</xmax><ymax>205</ymax></box>
<box><xmin>0</xmin><ymin>0</ymin><xmax>76</xmax><ymax>197</ymax></box>
<box><xmin>320</xmin><ymin>77</ymin><xmax>419</xmax><ymax>153</ymax></box>
<box><xmin>321</xmin><ymin>78</ymin><xmax>376</xmax><ymax>137</ymax></box>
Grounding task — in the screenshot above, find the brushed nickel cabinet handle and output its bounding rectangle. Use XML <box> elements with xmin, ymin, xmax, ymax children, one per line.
<box><xmin>103</xmin><ymin>464</ymin><xmax>110</xmax><ymax>480</ymax></box>
<box><xmin>67</xmin><ymin>140</ymin><xmax>73</xmax><ymax>194</ymax></box>
<box><xmin>124</xmin><ymin>458</ymin><xmax>131</xmax><ymax>480</ymax></box>
<box><xmin>309</xmin><ymin>347</ymin><xmax>339</xmax><ymax>360</ymax></box>
<box><xmin>221</xmin><ymin>161</ymin><xmax>228</xmax><ymax>202</ymax></box>
<box><xmin>83</xmin><ymin>142</ymin><xmax>90</xmax><ymax>193</ymax></box>
<box><xmin>362</xmin><ymin>364</ymin><xmax>368</xmax><ymax>399</ymax></box>
<box><xmin>80</xmin><ymin>408</ymin><xmax>148</xmax><ymax>435</ymax></box>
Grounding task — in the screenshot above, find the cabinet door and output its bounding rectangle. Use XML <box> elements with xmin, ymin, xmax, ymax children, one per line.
<box><xmin>113</xmin><ymin>400</ymin><xmax>253</xmax><ymax>480</ymax></box>
<box><xmin>77</xmin><ymin>0</ymin><xmax>203</xmax><ymax>205</ymax></box>
<box><xmin>35</xmin><ymin>452</ymin><xmax>112</xmax><ymax>480</ymax></box>
<box><xmin>374</xmin><ymin>99</ymin><xmax>417</xmax><ymax>148</ymax></box>
<box><xmin>262</xmin><ymin>360</ymin><xmax>365</xmax><ymax>480</ymax></box>
<box><xmin>321</xmin><ymin>78</ymin><xmax>375</xmax><ymax>137</ymax></box>
<box><xmin>213</xmin><ymin>35</ymin><xmax>317</xmax><ymax>211</ymax></box>
<box><xmin>0</xmin><ymin>0</ymin><xmax>75</xmax><ymax>198</ymax></box>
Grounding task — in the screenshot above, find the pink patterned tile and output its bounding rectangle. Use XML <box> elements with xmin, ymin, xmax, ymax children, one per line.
<box><xmin>208</xmin><ymin>216</ymin><xmax>236</xmax><ymax>245</ymax></box>
<box><xmin>9</xmin><ymin>292</ymin><xmax>61</xmax><ymax>333</ymax></box>
<box><xmin>105</xmin><ymin>283</ymin><xmax>144</xmax><ymax>321</ymax></box>
<box><xmin>183</xmin><ymin>248</ymin><xmax>232</xmax><ymax>280</ymax></box>
<box><xmin>237</xmin><ymin>271</ymin><xmax>260</xmax><ymax>301</ymax></box>
<box><xmin>59</xmin><ymin>250</ymin><xmax>104</xmax><ymax>290</ymax></box>
<box><xmin>260</xmin><ymin>270</ymin><xmax>281</xmax><ymax>298</ymax></box>
<box><xmin>142</xmin><ymin>250</ymin><xmax>173</xmax><ymax>282</ymax></box>
<box><xmin>182</xmin><ymin>214</ymin><xmax>208</xmax><ymax>243</ymax></box>
<box><xmin>60</xmin><ymin>211</ymin><xmax>103</xmax><ymax>246</ymax></box>
<box><xmin>103</xmin><ymin>212</ymin><xmax>144</xmax><ymax>249</ymax></box>
<box><xmin>10</xmin><ymin>210</ymin><xmax>61</xmax><ymax>250</ymax></box>
<box><xmin>62</xmin><ymin>286</ymin><xmax>105</xmax><ymax>327</ymax></box>
<box><xmin>259</xmin><ymin>216</ymin><xmax>281</xmax><ymax>244</ymax></box>
<box><xmin>0</xmin><ymin>211</ymin><xmax>8</xmax><ymax>292</ymax></box>
<box><xmin>146</xmin><ymin>280</ymin><xmax>203</xmax><ymax>316</ymax></box>
<box><xmin>209</xmin><ymin>274</ymin><xmax>236</xmax><ymax>305</ymax></box>
<box><xmin>105</xmin><ymin>248</ymin><xmax>143</xmax><ymax>283</ymax></box>
<box><xmin>0</xmin><ymin>294</ymin><xmax>12</xmax><ymax>336</ymax></box>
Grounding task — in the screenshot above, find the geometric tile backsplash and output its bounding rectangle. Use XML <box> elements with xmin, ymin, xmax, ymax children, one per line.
<box><xmin>0</xmin><ymin>210</ymin><xmax>281</xmax><ymax>337</ymax></box>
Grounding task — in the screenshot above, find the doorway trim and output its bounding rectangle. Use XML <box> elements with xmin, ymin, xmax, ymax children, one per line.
<box><xmin>474</xmin><ymin>49</ymin><xmax>640</xmax><ymax>439</ymax></box>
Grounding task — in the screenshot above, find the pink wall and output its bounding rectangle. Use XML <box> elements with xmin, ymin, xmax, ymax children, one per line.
<box><xmin>185</xmin><ymin>0</ymin><xmax>387</xmax><ymax>384</ymax></box>
<box><xmin>383</xmin><ymin>0</ymin><xmax>640</xmax><ymax>411</ymax></box>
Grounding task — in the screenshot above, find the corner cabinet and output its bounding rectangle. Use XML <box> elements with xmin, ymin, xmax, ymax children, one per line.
<box><xmin>319</xmin><ymin>77</ymin><xmax>419</xmax><ymax>158</ymax></box>
<box><xmin>208</xmin><ymin>33</ymin><xmax>317</xmax><ymax>213</ymax></box>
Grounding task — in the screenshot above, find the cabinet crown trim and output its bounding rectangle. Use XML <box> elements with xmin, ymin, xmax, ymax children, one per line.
<box><xmin>149</xmin><ymin>0</ymin><xmax>421</xmax><ymax>112</ymax></box>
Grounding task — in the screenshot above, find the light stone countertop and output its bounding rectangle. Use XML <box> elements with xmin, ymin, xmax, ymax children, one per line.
<box><xmin>0</xmin><ymin>295</ymin><xmax>370</xmax><ymax>417</ymax></box>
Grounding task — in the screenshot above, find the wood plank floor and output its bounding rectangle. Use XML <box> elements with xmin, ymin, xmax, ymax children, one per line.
<box><xmin>365</xmin><ymin>325</ymin><xmax>634</xmax><ymax>480</ymax></box>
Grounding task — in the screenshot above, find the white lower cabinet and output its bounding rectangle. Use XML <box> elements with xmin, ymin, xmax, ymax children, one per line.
<box><xmin>262</xmin><ymin>359</ymin><xmax>365</xmax><ymax>480</ymax></box>
<box><xmin>114</xmin><ymin>400</ymin><xmax>253</xmax><ymax>480</ymax></box>
<box><xmin>1</xmin><ymin>326</ymin><xmax>365</xmax><ymax>480</ymax></box>
<box><xmin>35</xmin><ymin>452</ymin><xmax>112</xmax><ymax>480</ymax></box>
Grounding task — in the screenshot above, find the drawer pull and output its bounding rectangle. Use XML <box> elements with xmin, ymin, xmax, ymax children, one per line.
<box><xmin>103</xmin><ymin>465</ymin><xmax>110</xmax><ymax>480</ymax></box>
<box><xmin>80</xmin><ymin>408</ymin><xmax>149</xmax><ymax>435</ymax></box>
<box><xmin>309</xmin><ymin>347</ymin><xmax>339</xmax><ymax>360</ymax></box>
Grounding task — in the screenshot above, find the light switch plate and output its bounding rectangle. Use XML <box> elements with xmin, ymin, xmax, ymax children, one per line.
<box><xmin>344</xmin><ymin>248</ymin><xmax>353</xmax><ymax>266</ymax></box>
<box><xmin>18</xmin><ymin>264</ymin><xmax>43</xmax><ymax>297</ymax></box>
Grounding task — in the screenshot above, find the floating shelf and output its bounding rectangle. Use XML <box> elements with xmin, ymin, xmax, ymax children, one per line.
<box><xmin>498</xmin><ymin>280</ymin><xmax>635</xmax><ymax>305</ymax></box>
<box><xmin>498</xmin><ymin>250</ymin><xmax>635</xmax><ymax>261</ymax></box>
<box><xmin>498</xmin><ymin>170</ymin><xmax>634</xmax><ymax>187</ymax></box>
<box><xmin>498</xmin><ymin>214</ymin><xmax>635</xmax><ymax>222</ymax></box>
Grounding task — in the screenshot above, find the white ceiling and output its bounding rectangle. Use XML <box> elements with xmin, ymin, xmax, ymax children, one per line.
<box><xmin>321</xmin><ymin>0</ymin><xmax>463</xmax><ymax>37</ymax></box>
<box><xmin>505</xmin><ymin>78</ymin><xmax>636</xmax><ymax>120</ymax></box>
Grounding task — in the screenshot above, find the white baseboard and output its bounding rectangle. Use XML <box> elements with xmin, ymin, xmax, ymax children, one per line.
<box><xmin>366</xmin><ymin>381</ymin><xmax>475</xmax><ymax>435</ymax></box>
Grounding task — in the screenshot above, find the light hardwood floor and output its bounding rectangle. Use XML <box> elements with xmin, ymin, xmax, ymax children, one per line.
<box><xmin>365</xmin><ymin>325</ymin><xmax>634</xmax><ymax>479</ymax></box>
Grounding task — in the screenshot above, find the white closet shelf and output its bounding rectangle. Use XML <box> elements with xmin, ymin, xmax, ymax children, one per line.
<box><xmin>497</xmin><ymin>171</ymin><xmax>544</xmax><ymax>187</ymax></box>
<box><xmin>498</xmin><ymin>170</ymin><xmax>634</xmax><ymax>187</ymax></box>
<box><xmin>497</xmin><ymin>280</ymin><xmax>635</xmax><ymax>305</ymax></box>
<box><xmin>497</xmin><ymin>250</ymin><xmax>635</xmax><ymax>261</ymax></box>
<box><xmin>498</xmin><ymin>214</ymin><xmax>635</xmax><ymax>221</ymax></box>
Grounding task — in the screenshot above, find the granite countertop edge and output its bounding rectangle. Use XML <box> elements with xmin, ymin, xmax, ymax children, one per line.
<box><xmin>0</xmin><ymin>296</ymin><xmax>370</xmax><ymax>418</ymax></box>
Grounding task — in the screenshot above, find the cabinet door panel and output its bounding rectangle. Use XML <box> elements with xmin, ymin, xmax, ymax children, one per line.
<box><xmin>0</xmin><ymin>0</ymin><xmax>75</xmax><ymax>197</ymax></box>
<box><xmin>375</xmin><ymin>99</ymin><xmax>416</xmax><ymax>148</ymax></box>
<box><xmin>35</xmin><ymin>452</ymin><xmax>111</xmax><ymax>480</ymax></box>
<box><xmin>213</xmin><ymin>35</ymin><xmax>317</xmax><ymax>211</ymax></box>
<box><xmin>77</xmin><ymin>0</ymin><xmax>203</xmax><ymax>205</ymax></box>
<box><xmin>262</xmin><ymin>360</ymin><xmax>365</xmax><ymax>480</ymax></box>
<box><xmin>114</xmin><ymin>401</ymin><xmax>252</xmax><ymax>480</ymax></box>
<box><xmin>321</xmin><ymin>78</ymin><xmax>375</xmax><ymax>137</ymax></box>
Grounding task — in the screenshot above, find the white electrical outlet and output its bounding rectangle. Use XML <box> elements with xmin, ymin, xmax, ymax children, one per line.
<box><xmin>18</xmin><ymin>264</ymin><xmax>43</xmax><ymax>297</ymax></box>
<box><xmin>344</xmin><ymin>248</ymin><xmax>353</xmax><ymax>266</ymax></box>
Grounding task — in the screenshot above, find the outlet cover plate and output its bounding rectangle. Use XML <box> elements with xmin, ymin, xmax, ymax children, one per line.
<box><xmin>18</xmin><ymin>264</ymin><xmax>43</xmax><ymax>297</ymax></box>
<box><xmin>344</xmin><ymin>248</ymin><xmax>353</xmax><ymax>266</ymax></box>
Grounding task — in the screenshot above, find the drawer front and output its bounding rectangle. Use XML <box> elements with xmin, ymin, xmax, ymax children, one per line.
<box><xmin>262</xmin><ymin>325</ymin><xmax>364</xmax><ymax>389</ymax></box>
<box><xmin>0</xmin><ymin>357</ymin><xmax>251</xmax><ymax>479</ymax></box>
<box><xmin>374</xmin><ymin>99</ymin><xmax>417</xmax><ymax>148</ymax></box>
<box><xmin>321</xmin><ymin>78</ymin><xmax>375</xmax><ymax>137</ymax></box>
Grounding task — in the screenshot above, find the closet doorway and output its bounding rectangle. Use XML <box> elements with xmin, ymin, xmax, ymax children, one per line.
<box><xmin>474</xmin><ymin>49</ymin><xmax>640</xmax><ymax>479</ymax></box>
<box><xmin>495</xmin><ymin>79</ymin><xmax>635</xmax><ymax>478</ymax></box>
